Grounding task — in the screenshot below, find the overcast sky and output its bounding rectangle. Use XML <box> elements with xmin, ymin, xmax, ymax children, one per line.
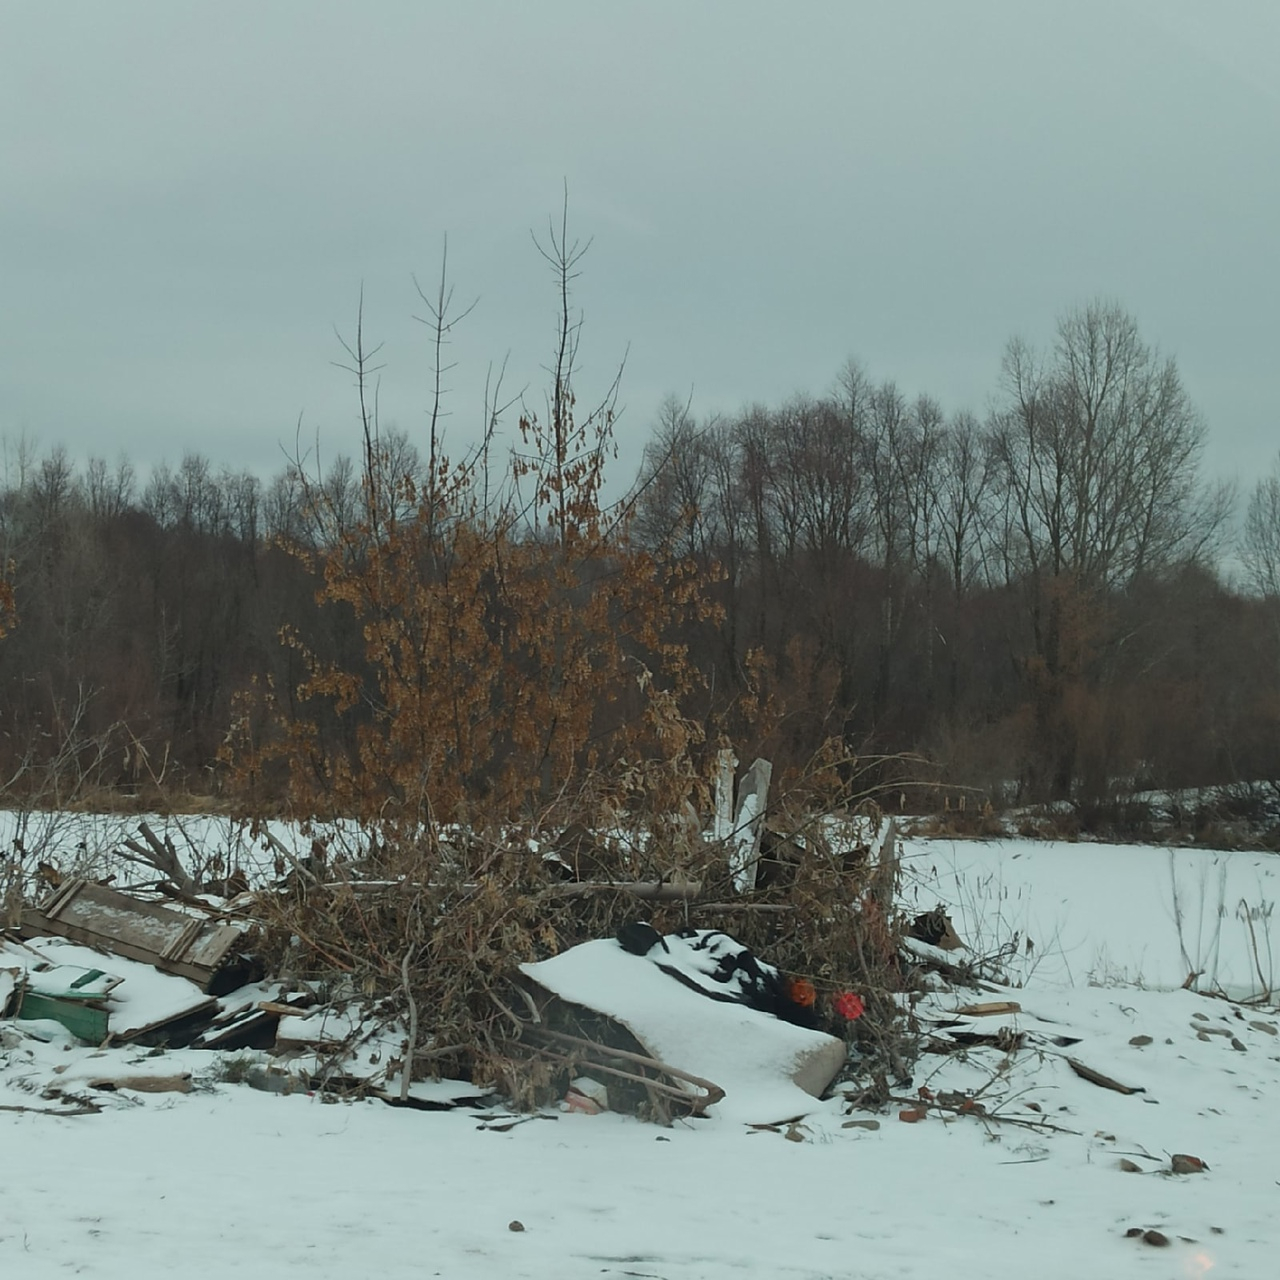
<box><xmin>3</xmin><ymin>1</ymin><xmax>1278</xmax><ymax>492</ymax></box>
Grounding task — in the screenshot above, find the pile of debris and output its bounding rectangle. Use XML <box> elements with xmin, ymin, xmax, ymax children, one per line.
<box><xmin>2</xmin><ymin>875</ymin><xmax>293</xmax><ymax>1058</ymax></box>
<box><xmin>3</xmin><ymin>770</ymin><xmax>912</xmax><ymax>1123</ymax></box>
<box><xmin>1</xmin><ymin>866</ymin><xmax>873</xmax><ymax>1122</ymax></box>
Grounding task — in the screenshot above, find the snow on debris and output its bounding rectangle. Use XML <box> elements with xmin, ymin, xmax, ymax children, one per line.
<box><xmin>4</xmin><ymin>935</ymin><xmax>214</xmax><ymax>1038</ymax></box>
<box><xmin>525</xmin><ymin>937</ymin><xmax>847</xmax><ymax>1124</ymax></box>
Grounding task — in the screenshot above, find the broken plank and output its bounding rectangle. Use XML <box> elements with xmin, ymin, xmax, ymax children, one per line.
<box><xmin>87</xmin><ymin>1073</ymin><xmax>192</xmax><ymax>1094</ymax></box>
<box><xmin>954</xmin><ymin>1001</ymin><xmax>1023</xmax><ymax>1017</ymax></box>
<box><xmin>256</xmin><ymin>1000</ymin><xmax>316</xmax><ymax>1017</ymax></box>
<box><xmin>115</xmin><ymin>996</ymin><xmax>218</xmax><ymax>1042</ymax></box>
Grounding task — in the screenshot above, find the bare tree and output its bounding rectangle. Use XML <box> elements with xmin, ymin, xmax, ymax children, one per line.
<box><xmin>85</xmin><ymin>455</ymin><xmax>136</xmax><ymax>524</ymax></box>
<box><xmin>1242</xmin><ymin>451</ymin><xmax>1280</xmax><ymax>600</ymax></box>
<box><xmin>331</xmin><ymin>286</ymin><xmax>387</xmax><ymax>534</ymax></box>
<box><xmin>221</xmin><ymin>469</ymin><xmax>263</xmax><ymax>546</ymax></box>
<box><xmin>264</xmin><ymin>466</ymin><xmax>308</xmax><ymax>543</ymax></box>
<box><xmin>990</xmin><ymin>301</ymin><xmax>1228</xmax><ymax>798</ymax></box>
<box><xmin>776</xmin><ymin>395</ymin><xmax>871</xmax><ymax>565</ymax></box>
<box><xmin>1242</xmin><ymin>452</ymin><xmax>1280</xmax><ymax>692</ymax></box>
<box><xmin>935</xmin><ymin>410</ymin><xmax>996</xmax><ymax>597</ymax></box>
<box><xmin>176</xmin><ymin>453</ymin><xmax>224</xmax><ymax>534</ymax></box>
<box><xmin>142</xmin><ymin>462</ymin><xmax>176</xmax><ymax>527</ymax></box>
<box><xmin>518</xmin><ymin>188</ymin><xmax>624</xmax><ymax>549</ymax></box>
<box><xmin>633</xmin><ymin>395</ymin><xmax>718</xmax><ymax>558</ymax></box>
<box><xmin>992</xmin><ymin>302</ymin><xmax>1221</xmax><ymax>591</ymax></box>
<box><xmin>864</xmin><ymin>380</ymin><xmax>913</xmax><ymax>724</ymax></box>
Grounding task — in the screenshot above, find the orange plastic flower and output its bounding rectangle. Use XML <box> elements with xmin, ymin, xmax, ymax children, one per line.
<box><xmin>834</xmin><ymin>991</ymin><xmax>865</xmax><ymax>1021</ymax></box>
<box><xmin>789</xmin><ymin>977</ymin><xmax>817</xmax><ymax>1007</ymax></box>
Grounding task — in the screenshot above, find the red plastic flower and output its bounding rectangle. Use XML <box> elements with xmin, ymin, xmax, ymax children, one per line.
<box><xmin>789</xmin><ymin>977</ymin><xmax>817</xmax><ymax>1008</ymax></box>
<box><xmin>834</xmin><ymin>991</ymin><xmax>865</xmax><ymax>1021</ymax></box>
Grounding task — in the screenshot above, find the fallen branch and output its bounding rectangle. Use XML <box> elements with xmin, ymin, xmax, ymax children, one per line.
<box><xmin>900</xmin><ymin>939</ymin><xmax>1003</xmax><ymax>992</ymax></box>
<box><xmin>698</xmin><ymin>902</ymin><xmax>797</xmax><ymax>914</ymax></box>
<box><xmin>399</xmin><ymin>940</ymin><xmax>419</xmax><ymax>1103</ymax></box>
<box><xmin>1064</xmin><ymin>1057</ymin><xmax>1144</xmax><ymax>1095</ymax></box>
<box><xmin>261</xmin><ymin>829</ymin><xmax>324</xmax><ymax>888</ymax></box>
<box><xmin>413</xmin><ymin>1043</ymin><xmax>466</xmax><ymax>1061</ymax></box>
<box><xmin>524</xmin><ymin>1040</ymin><xmax>722</xmax><ymax>1115</ymax></box>
<box><xmin>543</xmin><ymin>880</ymin><xmax>702</xmax><ymax>902</ymax></box>
<box><xmin>516</xmin><ymin>1022</ymin><xmax>725</xmax><ymax>1115</ymax></box>
<box><xmin>121</xmin><ymin>820</ymin><xmax>197</xmax><ymax>896</ymax></box>
<box><xmin>0</xmin><ymin>1103</ymin><xmax>101</xmax><ymax>1117</ymax></box>
<box><xmin>1240</xmin><ymin>898</ymin><xmax>1273</xmax><ymax>1003</ymax></box>
<box><xmin>885</xmin><ymin>1094</ymin><xmax>1081</xmax><ymax>1136</ymax></box>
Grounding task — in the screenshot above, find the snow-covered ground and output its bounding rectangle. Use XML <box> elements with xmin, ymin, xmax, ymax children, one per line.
<box><xmin>4</xmin><ymin>834</ymin><xmax>1280</xmax><ymax>1278</ymax></box>
<box><xmin>901</xmin><ymin>836</ymin><xmax>1280</xmax><ymax>999</ymax></box>
<box><xmin>0</xmin><ymin>808</ymin><xmax>309</xmax><ymax>887</ymax></box>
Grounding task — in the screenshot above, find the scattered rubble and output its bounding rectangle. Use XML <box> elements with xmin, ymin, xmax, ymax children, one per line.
<box><xmin>1125</xmin><ymin>1227</ymin><xmax>1171</xmax><ymax>1247</ymax></box>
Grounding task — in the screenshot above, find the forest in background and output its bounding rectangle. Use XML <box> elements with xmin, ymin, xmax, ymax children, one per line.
<box><xmin>2</xmin><ymin>292</ymin><xmax>1280</xmax><ymax>828</ymax></box>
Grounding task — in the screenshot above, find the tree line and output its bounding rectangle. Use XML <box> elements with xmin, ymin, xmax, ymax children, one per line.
<box><xmin>2</xmin><ymin>299</ymin><xmax>1279</xmax><ymax>815</ymax></box>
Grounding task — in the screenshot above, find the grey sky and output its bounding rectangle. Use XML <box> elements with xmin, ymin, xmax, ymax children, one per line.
<box><xmin>3</xmin><ymin>1</ymin><xmax>1277</xmax><ymax>492</ymax></box>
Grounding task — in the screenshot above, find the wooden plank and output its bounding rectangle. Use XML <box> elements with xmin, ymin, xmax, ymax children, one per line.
<box><xmin>86</xmin><ymin>1073</ymin><xmax>193</xmax><ymax>1093</ymax></box>
<box><xmin>116</xmin><ymin>996</ymin><xmax>218</xmax><ymax>1041</ymax></box>
<box><xmin>159</xmin><ymin>917</ymin><xmax>204</xmax><ymax>962</ymax></box>
<box><xmin>44</xmin><ymin>881</ymin><xmax>181</xmax><ymax>952</ymax></box>
<box><xmin>955</xmin><ymin>1001</ymin><xmax>1023</xmax><ymax>1017</ymax></box>
<box><xmin>714</xmin><ymin>747</ymin><xmax>738</xmax><ymax>843</ymax></box>
<box><xmin>186</xmin><ymin>923</ymin><xmax>246</xmax><ymax>968</ymax></box>
<box><xmin>19</xmin><ymin>913</ymin><xmax>213</xmax><ymax>987</ymax></box>
<box><xmin>730</xmin><ymin>757</ymin><xmax>772</xmax><ymax>893</ymax></box>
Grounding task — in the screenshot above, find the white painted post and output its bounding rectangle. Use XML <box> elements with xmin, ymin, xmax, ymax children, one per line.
<box><xmin>730</xmin><ymin>757</ymin><xmax>772</xmax><ymax>893</ymax></box>
<box><xmin>714</xmin><ymin>747</ymin><xmax>738</xmax><ymax>845</ymax></box>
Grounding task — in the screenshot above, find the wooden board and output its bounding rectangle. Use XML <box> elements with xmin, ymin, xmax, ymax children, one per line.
<box><xmin>20</xmin><ymin>879</ymin><xmax>247</xmax><ymax>991</ymax></box>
